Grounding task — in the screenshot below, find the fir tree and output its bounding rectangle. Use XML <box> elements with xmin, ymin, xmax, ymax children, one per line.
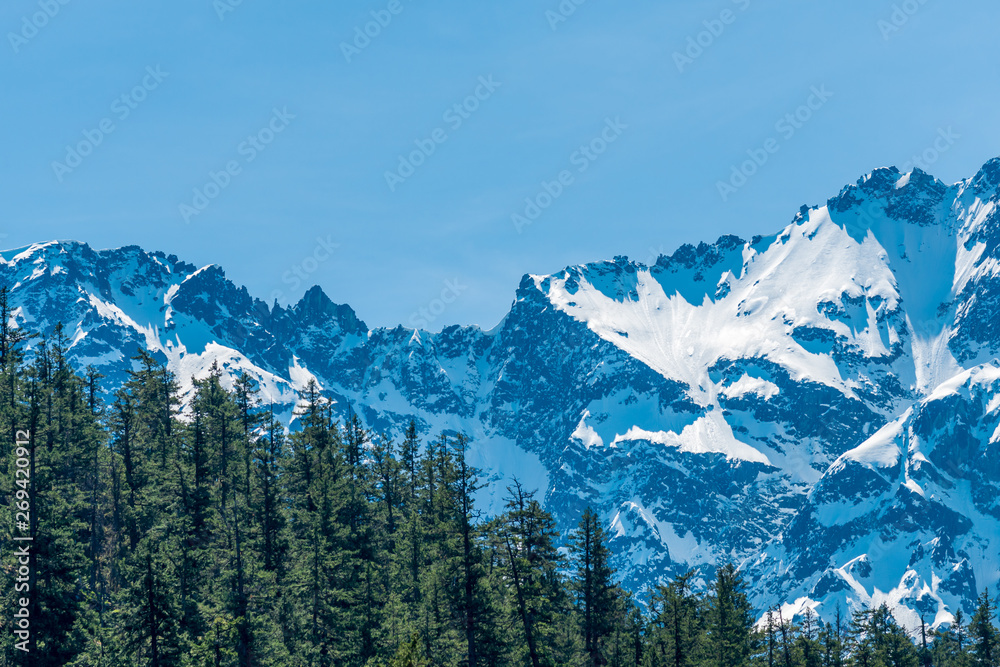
<box><xmin>570</xmin><ymin>507</ymin><xmax>618</xmax><ymax>666</ymax></box>
<box><xmin>705</xmin><ymin>564</ymin><xmax>756</xmax><ymax>667</ymax></box>
<box><xmin>970</xmin><ymin>590</ymin><xmax>999</xmax><ymax>667</ymax></box>
<box><xmin>646</xmin><ymin>571</ymin><xmax>701</xmax><ymax>667</ymax></box>
<box><xmin>499</xmin><ymin>480</ymin><xmax>566</xmax><ymax>667</ymax></box>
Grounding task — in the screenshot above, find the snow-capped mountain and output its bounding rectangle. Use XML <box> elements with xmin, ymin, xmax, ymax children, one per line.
<box><xmin>4</xmin><ymin>158</ymin><xmax>1000</xmax><ymax>629</ymax></box>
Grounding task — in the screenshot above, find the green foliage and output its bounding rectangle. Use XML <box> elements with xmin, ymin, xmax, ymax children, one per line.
<box><xmin>969</xmin><ymin>591</ymin><xmax>1000</xmax><ymax>667</ymax></box>
<box><xmin>0</xmin><ymin>314</ymin><xmax>998</xmax><ymax>666</ymax></box>
<box><xmin>706</xmin><ymin>563</ymin><xmax>758</xmax><ymax>667</ymax></box>
<box><xmin>385</xmin><ymin>633</ymin><xmax>431</xmax><ymax>667</ymax></box>
<box><xmin>570</xmin><ymin>507</ymin><xmax>620</xmax><ymax>666</ymax></box>
<box><xmin>646</xmin><ymin>570</ymin><xmax>703</xmax><ymax>667</ymax></box>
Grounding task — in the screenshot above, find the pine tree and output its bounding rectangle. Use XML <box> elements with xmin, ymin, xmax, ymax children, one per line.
<box><xmin>19</xmin><ymin>326</ymin><xmax>105</xmax><ymax>664</ymax></box>
<box><xmin>764</xmin><ymin>611</ymin><xmax>777</xmax><ymax>667</ymax></box>
<box><xmin>850</xmin><ymin>604</ymin><xmax>918</xmax><ymax>667</ymax></box>
<box><xmin>795</xmin><ymin>607</ymin><xmax>821</xmax><ymax>667</ymax></box>
<box><xmin>105</xmin><ymin>353</ymin><xmax>189</xmax><ymax>664</ymax></box>
<box><xmin>452</xmin><ymin>433</ymin><xmax>488</xmax><ymax>667</ymax></box>
<box><xmin>287</xmin><ymin>382</ymin><xmax>344</xmax><ymax>662</ymax></box>
<box><xmin>918</xmin><ymin>616</ymin><xmax>932</xmax><ymax>667</ymax></box>
<box><xmin>570</xmin><ymin>507</ymin><xmax>618</xmax><ymax>666</ymax></box>
<box><xmin>776</xmin><ymin>608</ymin><xmax>793</xmax><ymax>667</ymax></box>
<box><xmin>416</xmin><ymin>434</ymin><xmax>464</xmax><ymax>663</ymax></box>
<box><xmin>705</xmin><ymin>564</ymin><xmax>756</xmax><ymax>667</ymax></box>
<box><xmin>388</xmin><ymin>633</ymin><xmax>432</xmax><ymax>667</ymax></box>
<box><xmin>228</xmin><ymin>372</ymin><xmax>260</xmax><ymax>667</ymax></box>
<box><xmin>344</xmin><ymin>413</ymin><xmax>381</xmax><ymax>664</ymax></box>
<box><xmin>826</xmin><ymin>606</ymin><xmax>845</xmax><ymax>667</ymax></box>
<box><xmin>114</xmin><ymin>539</ymin><xmax>183</xmax><ymax>667</ymax></box>
<box><xmin>646</xmin><ymin>571</ymin><xmax>701</xmax><ymax>667</ymax></box>
<box><xmin>880</xmin><ymin>606</ymin><xmax>919</xmax><ymax>667</ymax></box>
<box><xmin>256</xmin><ymin>404</ymin><xmax>288</xmax><ymax>576</ymax></box>
<box><xmin>848</xmin><ymin>608</ymin><xmax>875</xmax><ymax>667</ymax></box>
<box><xmin>0</xmin><ymin>287</ymin><xmax>32</xmax><ymax>444</ymax></box>
<box><xmin>959</xmin><ymin>610</ymin><xmax>971</xmax><ymax>667</ymax></box>
<box><xmin>970</xmin><ymin>590</ymin><xmax>999</xmax><ymax>667</ymax></box>
<box><xmin>384</xmin><ymin>422</ymin><xmax>425</xmax><ymax>652</ymax></box>
<box><xmin>606</xmin><ymin>591</ymin><xmax>644</xmax><ymax>667</ymax></box>
<box><xmin>934</xmin><ymin>610</ymin><xmax>973</xmax><ymax>667</ymax></box>
<box><xmin>499</xmin><ymin>479</ymin><xmax>567</xmax><ymax>667</ymax></box>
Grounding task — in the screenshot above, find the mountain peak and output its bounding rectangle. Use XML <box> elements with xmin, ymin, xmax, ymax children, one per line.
<box><xmin>828</xmin><ymin>163</ymin><xmax>950</xmax><ymax>228</ymax></box>
<box><xmin>859</xmin><ymin>165</ymin><xmax>903</xmax><ymax>189</ymax></box>
<box><xmin>1</xmin><ymin>239</ymin><xmax>84</xmax><ymax>263</ymax></box>
<box><xmin>290</xmin><ymin>285</ymin><xmax>367</xmax><ymax>335</ymax></box>
<box><xmin>969</xmin><ymin>157</ymin><xmax>1000</xmax><ymax>198</ymax></box>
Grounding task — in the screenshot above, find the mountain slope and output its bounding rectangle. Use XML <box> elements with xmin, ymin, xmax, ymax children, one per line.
<box><xmin>4</xmin><ymin>158</ymin><xmax>1000</xmax><ymax>627</ymax></box>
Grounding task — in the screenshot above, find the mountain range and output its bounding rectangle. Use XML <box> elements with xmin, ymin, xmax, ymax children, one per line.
<box><xmin>4</xmin><ymin>157</ymin><xmax>1000</xmax><ymax>629</ymax></box>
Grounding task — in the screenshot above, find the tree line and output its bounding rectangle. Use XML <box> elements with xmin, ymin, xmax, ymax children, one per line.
<box><xmin>0</xmin><ymin>290</ymin><xmax>998</xmax><ymax>667</ymax></box>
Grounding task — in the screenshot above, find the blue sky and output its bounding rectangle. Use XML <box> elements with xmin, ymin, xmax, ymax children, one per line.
<box><xmin>2</xmin><ymin>0</ymin><xmax>998</xmax><ymax>331</ymax></box>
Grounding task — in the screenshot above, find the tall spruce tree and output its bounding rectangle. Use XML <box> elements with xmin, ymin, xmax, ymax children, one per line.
<box><xmin>970</xmin><ymin>590</ymin><xmax>999</xmax><ymax>667</ymax></box>
<box><xmin>795</xmin><ymin>607</ymin><xmax>821</xmax><ymax>667</ymax></box>
<box><xmin>646</xmin><ymin>571</ymin><xmax>701</xmax><ymax>667</ymax></box>
<box><xmin>499</xmin><ymin>480</ymin><xmax>567</xmax><ymax>667</ymax></box>
<box><xmin>570</xmin><ymin>507</ymin><xmax>618</xmax><ymax>666</ymax></box>
<box><xmin>705</xmin><ymin>564</ymin><xmax>756</xmax><ymax>667</ymax></box>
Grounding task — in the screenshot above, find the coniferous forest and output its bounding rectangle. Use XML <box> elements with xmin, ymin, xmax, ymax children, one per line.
<box><xmin>1</xmin><ymin>291</ymin><xmax>1000</xmax><ymax>667</ymax></box>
